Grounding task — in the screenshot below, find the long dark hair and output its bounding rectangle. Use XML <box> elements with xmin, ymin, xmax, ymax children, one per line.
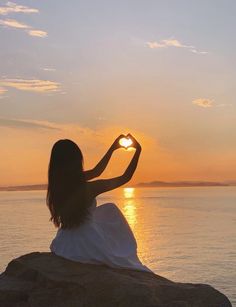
<box><xmin>46</xmin><ymin>139</ymin><xmax>90</xmax><ymax>229</ymax></box>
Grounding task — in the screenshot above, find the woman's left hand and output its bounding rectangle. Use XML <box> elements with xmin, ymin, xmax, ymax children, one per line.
<box><xmin>111</xmin><ymin>134</ymin><xmax>125</xmax><ymax>151</ymax></box>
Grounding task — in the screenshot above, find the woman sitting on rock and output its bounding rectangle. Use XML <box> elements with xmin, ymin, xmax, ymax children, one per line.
<box><xmin>47</xmin><ymin>134</ymin><xmax>150</xmax><ymax>272</ymax></box>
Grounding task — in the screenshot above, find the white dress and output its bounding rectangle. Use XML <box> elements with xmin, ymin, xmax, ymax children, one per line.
<box><xmin>50</xmin><ymin>200</ymin><xmax>151</xmax><ymax>272</ymax></box>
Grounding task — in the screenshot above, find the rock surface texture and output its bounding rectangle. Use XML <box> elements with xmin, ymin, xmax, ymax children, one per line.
<box><xmin>0</xmin><ymin>252</ymin><xmax>232</xmax><ymax>307</ymax></box>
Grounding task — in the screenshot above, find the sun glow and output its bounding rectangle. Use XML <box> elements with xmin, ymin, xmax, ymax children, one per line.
<box><xmin>119</xmin><ymin>137</ymin><xmax>133</xmax><ymax>149</ymax></box>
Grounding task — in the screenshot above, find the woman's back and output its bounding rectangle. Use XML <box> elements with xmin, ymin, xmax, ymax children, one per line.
<box><xmin>48</xmin><ymin>135</ymin><xmax>151</xmax><ymax>272</ymax></box>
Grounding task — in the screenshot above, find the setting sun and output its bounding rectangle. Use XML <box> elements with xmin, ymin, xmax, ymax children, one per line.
<box><xmin>119</xmin><ymin>137</ymin><xmax>133</xmax><ymax>149</ymax></box>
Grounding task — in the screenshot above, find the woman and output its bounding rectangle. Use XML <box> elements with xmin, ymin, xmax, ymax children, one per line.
<box><xmin>48</xmin><ymin>134</ymin><xmax>151</xmax><ymax>272</ymax></box>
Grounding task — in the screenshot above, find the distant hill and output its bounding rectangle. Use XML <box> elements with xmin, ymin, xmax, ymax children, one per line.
<box><xmin>136</xmin><ymin>181</ymin><xmax>232</xmax><ymax>188</ymax></box>
<box><xmin>224</xmin><ymin>180</ymin><xmax>236</xmax><ymax>185</ymax></box>
<box><xmin>0</xmin><ymin>180</ymin><xmax>235</xmax><ymax>191</ymax></box>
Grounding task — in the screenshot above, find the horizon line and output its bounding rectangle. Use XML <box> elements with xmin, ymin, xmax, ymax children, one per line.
<box><xmin>0</xmin><ymin>180</ymin><xmax>235</xmax><ymax>191</ymax></box>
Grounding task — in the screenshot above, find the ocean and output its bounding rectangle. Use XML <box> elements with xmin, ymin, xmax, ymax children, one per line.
<box><xmin>0</xmin><ymin>187</ymin><xmax>235</xmax><ymax>304</ymax></box>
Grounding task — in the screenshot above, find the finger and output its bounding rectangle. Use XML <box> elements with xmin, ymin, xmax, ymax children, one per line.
<box><xmin>119</xmin><ymin>134</ymin><xmax>125</xmax><ymax>139</ymax></box>
<box><xmin>128</xmin><ymin>134</ymin><xmax>136</xmax><ymax>141</ymax></box>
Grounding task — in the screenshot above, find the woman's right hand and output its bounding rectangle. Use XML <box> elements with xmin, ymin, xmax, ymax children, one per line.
<box><xmin>127</xmin><ymin>133</ymin><xmax>141</xmax><ymax>150</ymax></box>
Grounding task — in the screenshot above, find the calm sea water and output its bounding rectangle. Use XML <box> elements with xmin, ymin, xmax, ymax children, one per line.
<box><xmin>0</xmin><ymin>187</ymin><xmax>235</xmax><ymax>304</ymax></box>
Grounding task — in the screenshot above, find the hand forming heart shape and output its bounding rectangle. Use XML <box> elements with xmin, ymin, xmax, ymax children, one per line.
<box><xmin>119</xmin><ymin>136</ymin><xmax>133</xmax><ymax>149</ymax></box>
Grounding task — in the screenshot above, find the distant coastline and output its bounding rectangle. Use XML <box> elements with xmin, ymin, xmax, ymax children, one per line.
<box><xmin>136</xmin><ymin>181</ymin><xmax>235</xmax><ymax>188</ymax></box>
<box><xmin>0</xmin><ymin>184</ymin><xmax>47</xmax><ymax>192</ymax></box>
<box><xmin>0</xmin><ymin>181</ymin><xmax>235</xmax><ymax>191</ymax></box>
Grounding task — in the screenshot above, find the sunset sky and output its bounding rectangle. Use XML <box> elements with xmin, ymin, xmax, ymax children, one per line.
<box><xmin>0</xmin><ymin>0</ymin><xmax>235</xmax><ymax>186</ymax></box>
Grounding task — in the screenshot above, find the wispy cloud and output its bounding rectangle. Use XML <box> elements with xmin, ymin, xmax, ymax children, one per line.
<box><xmin>28</xmin><ymin>29</ymin><xmax>47</xmax><ymax>38</ymax></box>
<box><xmin>0</xmin><ymin>79</ymin><xmax>60</xmax><ymax>93</ymax></box>
<box><xmin>0</xmin><ymin>87</ymin><xmax>8</xmax><ymax>99</ymax></box>
<box><xmin>0</xmin><ymin>87</ymin><xmax>7</xmax><ymax>95</ymax></box>
<box><xmin>192</xmin><ymin>98</ymin><xmax>214</xmax><ymax>108</ymax></box>
<box><xmin>147</xmin><ymin>39</ymin><xmax>191</xmax><ymax>49</ymax></box>
<box><xmin>217</xmin><ymin>103</ymin><xmax>232</xmax><ymax>108</ymax></box>
<box><xmin>191</xmin><ymin>49</ymin><xmax>208</xmax><ymax>55</ymax></box>
<box><xmin>0</xmin><ymin>117</ymin><xmax>59</xmax><ymax>130</ymax></box>
<box><xmin>0</xmin><ymin>18</ymin><xmax>47</xmax><ymax>37</ymax></box>
<box><xmin>42</xmin><ymin>68</ymin><xmax>56</xmax><ymax>72</ymax></box>
<box><xmin>146</xmin><ymin>38</ymin><xmax>208</xmax><ymax>54</ymax></box>
<box><xmin>0</xmin><ymin>2</ymin><xmax>47</xmax><ymax>38</ymax></box>
<box><xmin>0</xmin><ymin>18</ymin><xmax>29</xmax><ymax>28</ymax></box>
<box><xmin>0</xmin><ymin>2</ymin><xmax>38</xmax><ymax>15</ymax></box>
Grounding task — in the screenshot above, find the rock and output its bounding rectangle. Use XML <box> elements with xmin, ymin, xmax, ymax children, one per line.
<box><xmin>0</xmin><ymin>252</ymin><xmax>232</xmax><ymax>307</ymax></box>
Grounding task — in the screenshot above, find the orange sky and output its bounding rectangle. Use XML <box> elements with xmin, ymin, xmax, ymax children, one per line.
<box><xmin>0</xmin><ymin>121</ymin><xmax>235</xmax><ymax>186</ymax></box>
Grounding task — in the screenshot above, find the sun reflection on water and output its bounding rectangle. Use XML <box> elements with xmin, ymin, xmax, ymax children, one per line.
<box><xmin>124</xmin><ymin>187</ymin><xmax>135</xmax><ymax>198</ymax></box>
<box><xmin>123</xmin><ymin>188</ymin><xmax>137</xmax><ymax>229</ymax></box>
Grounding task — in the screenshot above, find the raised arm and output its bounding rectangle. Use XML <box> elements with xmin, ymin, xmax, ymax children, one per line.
<box><xmin>84</xmin><ymin>135</ymin><xmax>125</xmax><ymax>181</ymax></box>
<box><xmin>88</xmin><ymin>134</ymin><xmax>141</xmax><ymax>197</ymax></box>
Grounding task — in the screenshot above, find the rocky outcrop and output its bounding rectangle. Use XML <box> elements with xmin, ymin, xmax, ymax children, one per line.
<box><xmin>0</xmin><ymin>252</ymin><xmax>232</xmax><ymax>307</ymax></box>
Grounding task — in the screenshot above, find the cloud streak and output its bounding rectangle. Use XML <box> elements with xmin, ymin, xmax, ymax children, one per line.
<box><xmin>0</xmin><ymin>79</ymin><xmax>60</xmax><ymax>93</ymax></box>
<box><xmin>28</xmin><ymin>30</ymin><xmax>47</xmax><ymax>38</ymax></box>
<box><xmin>192</xmin><ymin>98</ymin><xmax>214</xmax><ymax>108</ymax></box>
<box><xmin>42</xmin><ymin>67</ymin><xmax>56</xmax><ymax>72</ymax></box>
<box><xmin>0</xmin><ymin>87</ymin><xmax>7</xmax><ymax>95</ymax></box>
<box><xmin>0</xmin><ymin>18</ymin><xmax>48</xmax><ymax>37</ymax></box>
<box><xmin>0</xmin><ymin>117</ymin><xmax>59</xmax><ymax>130</ymax></box>
<box><xmin>0</xmin><ymin>2</ymin><xmax>47</xmax><ymax>38</ymax></box>
<box><xmin>0</xmin><ymin>18</ymin><xmax>29</xmax><ymax>28</ymax></box>
<box><xmin>146</xmin><ymin>38</ymin><xmax>208</xmax><ymax>54</ymax></box>
<box><xmin>0</xmin><ymin>2</ymin><xmax>38</xmax><ymax>15</ymax></box>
